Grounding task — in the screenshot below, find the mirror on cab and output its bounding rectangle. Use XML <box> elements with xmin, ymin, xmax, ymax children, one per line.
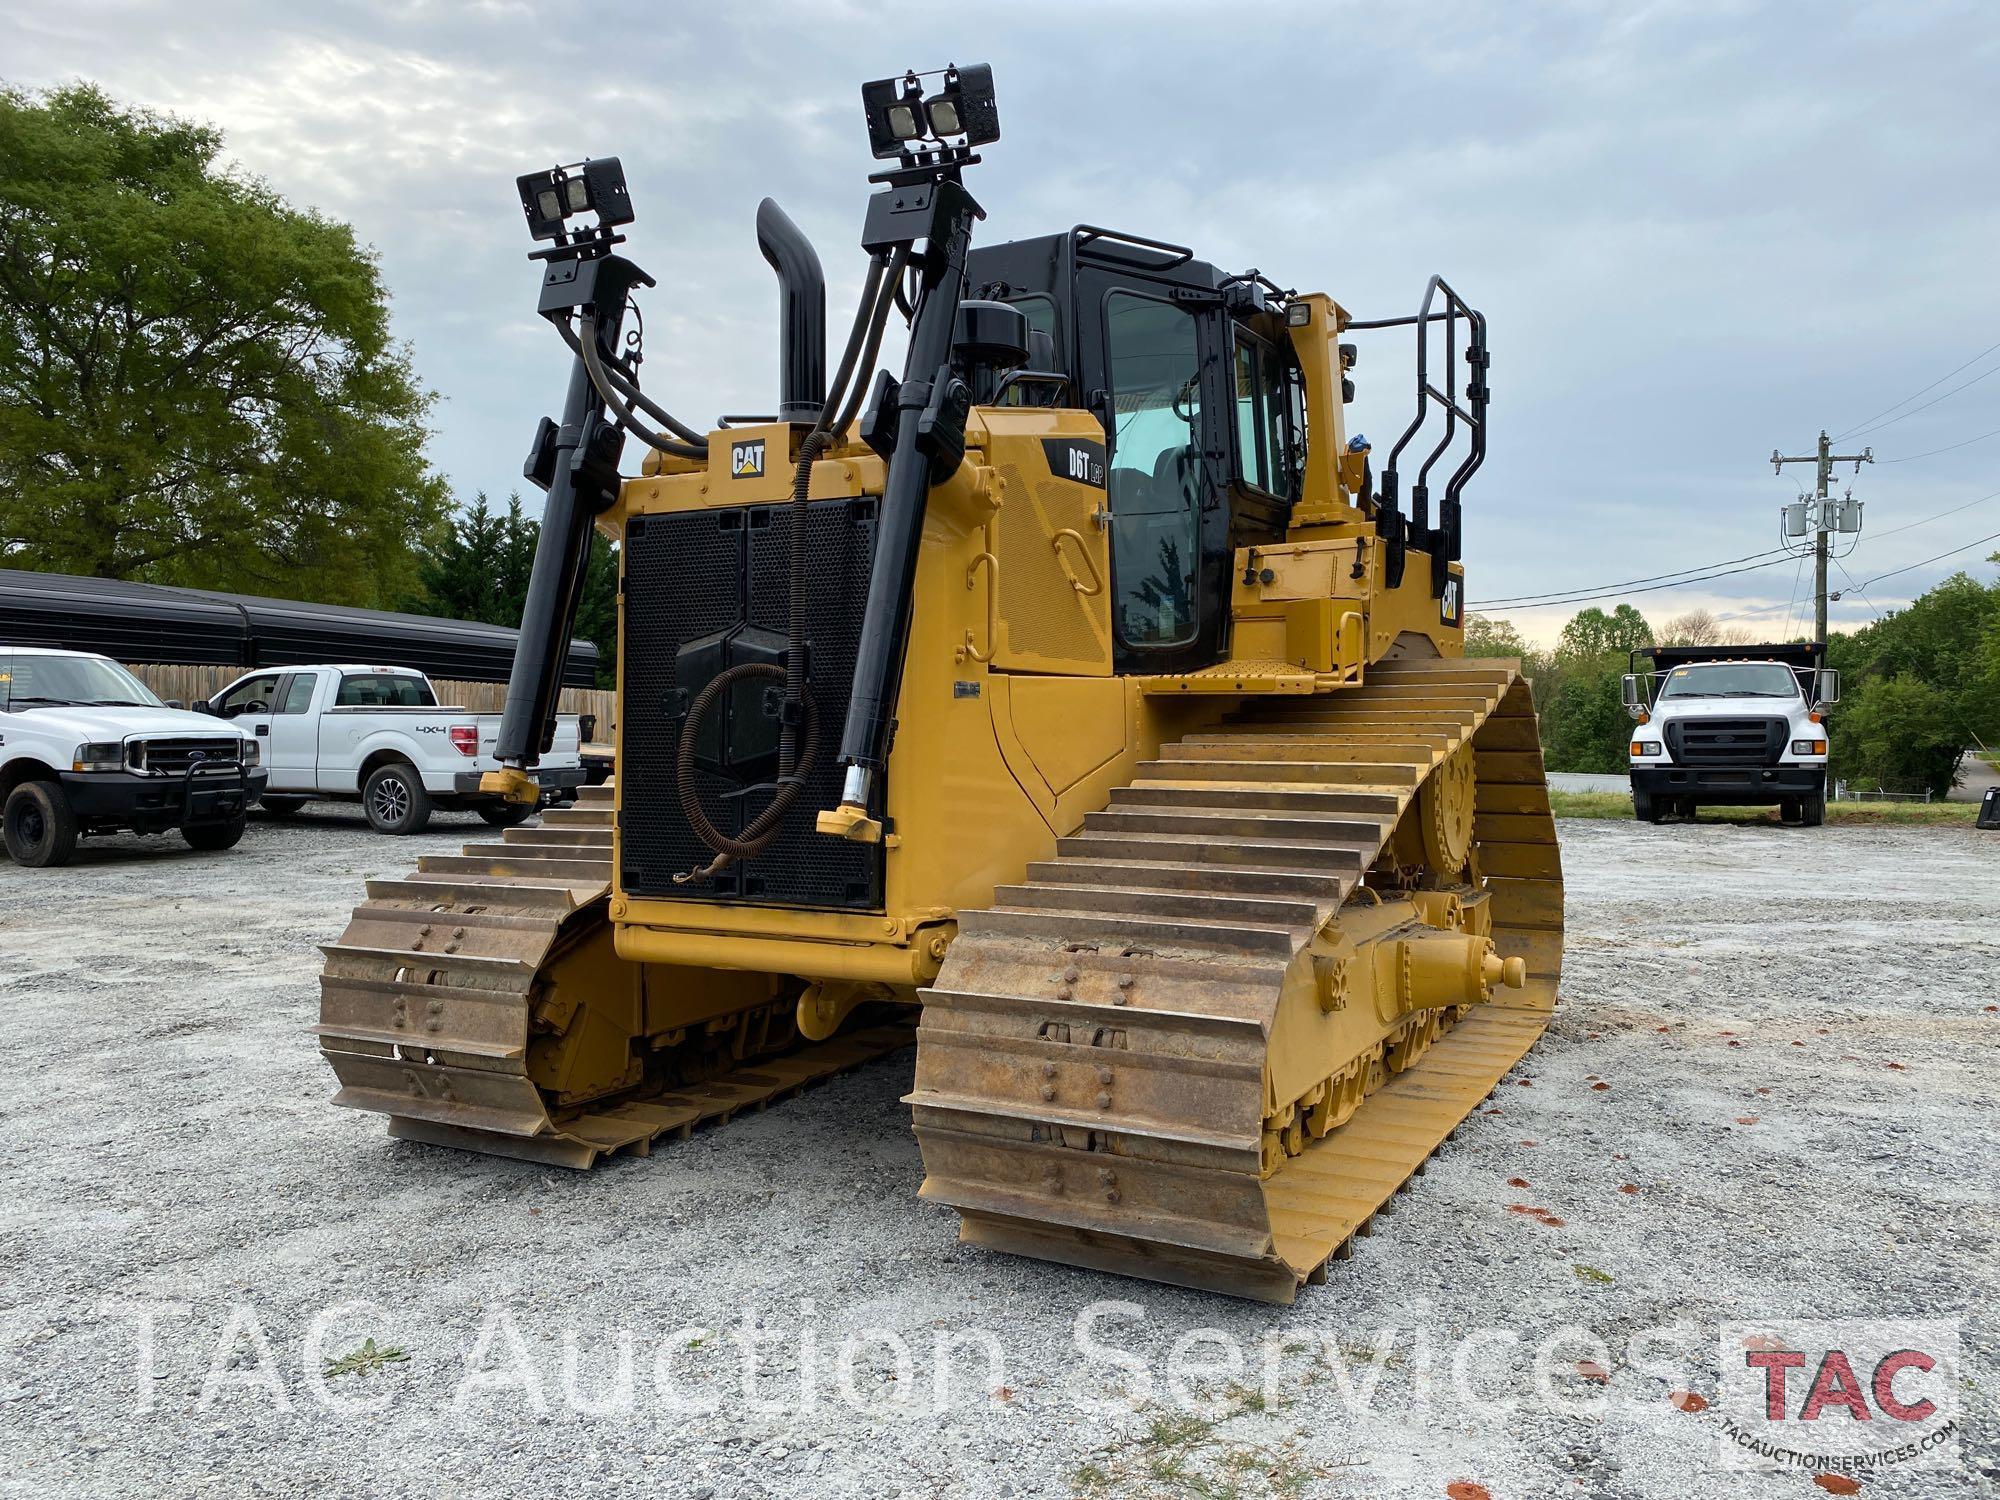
<box><xmin>1620</xmin><ymin>673</ymin><xmax>1649</xmax><ymax>720</ymax></box>
<box><xmin>1816</xmin><ymin>668</ymin><xmax>1841</xmax><ymax>705</ymax></box>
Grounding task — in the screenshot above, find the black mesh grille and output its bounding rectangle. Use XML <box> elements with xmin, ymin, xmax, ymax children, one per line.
<box><xmin>1665</xmin><ymin>716</ymin><xmax>1787</xmax><ymax>766</ymax></box>
<box><xmin>135</xmin><ymin>737</ymin><xmax>243</xmax><ymax>775</ymax></box>
<box><xmin>619</xmin><ymin>499</ymin><xmax>883</xmax><ymax>909</ymax></box>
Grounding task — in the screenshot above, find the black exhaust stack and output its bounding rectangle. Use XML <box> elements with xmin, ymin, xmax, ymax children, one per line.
<box><xmin>756</xmin><ymin>199</ymin><xmax>826</xmax><ymax>423</ymax></box>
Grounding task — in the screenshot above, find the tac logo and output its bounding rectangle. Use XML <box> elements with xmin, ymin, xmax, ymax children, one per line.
<box><xmin>730</xmin><ymin>438</ymin><xmax>766</xmax><ymax>479</ymax></box>
<box><xmin>1717</xmin><ymin>1320</ymin><xmax>1959</xmax><ymax>1476</ymax></box>
<box><xmin>1441</xmin><ymin>575</ymin><xmax>1463</xmax><ymax>627</ymax></box>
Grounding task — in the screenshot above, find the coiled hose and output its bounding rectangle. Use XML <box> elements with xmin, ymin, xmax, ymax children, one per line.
<box><xmin>672</xmin><ymin>247</ymin><xmax>908</xmax><ymax>881</ymax></box>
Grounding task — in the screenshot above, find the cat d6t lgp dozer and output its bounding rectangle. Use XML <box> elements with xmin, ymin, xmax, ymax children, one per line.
<box><xmin>316</xmin><ymin>64</ymin><xmax>1563</xmax><ymax>1303</ymax></box>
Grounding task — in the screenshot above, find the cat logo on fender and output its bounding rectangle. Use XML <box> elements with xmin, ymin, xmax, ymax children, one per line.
<box><xmin>1040</xmin><ymin>437</ymin><xmax>1106</xmax><ymax>489</ymax></box>
<box><xmin>1441</xmin><ymin>575</ymin><xmax>1464</xmax><ymax>628</ymax></box>
<box><xmin>730</xmin><ymin>438</ymin><xmax>766</xmax><ymax>479</ymax></box>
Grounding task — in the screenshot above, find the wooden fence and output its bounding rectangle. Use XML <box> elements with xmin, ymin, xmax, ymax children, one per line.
<box><xmin>128</xmin><ymin>663</ymin><xmax>616</xmax><ymax>738</ymax></box>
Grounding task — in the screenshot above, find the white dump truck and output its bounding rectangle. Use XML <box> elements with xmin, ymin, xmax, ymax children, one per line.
<box><xmin>1623</xmin><ymin>643</ymin><xmax>1839</xmax><ymax>825</ymax></box>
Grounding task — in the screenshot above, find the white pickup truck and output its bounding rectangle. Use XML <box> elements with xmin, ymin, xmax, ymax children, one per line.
<box><xmin>202</xmin><ymin>664</ymin><xmax>583</xmax><ymax>834</ymax></box>
<box><xmin>2</xmin><ymin>647</ymin><xmax>265</xmax><ymax>867</ymax></box>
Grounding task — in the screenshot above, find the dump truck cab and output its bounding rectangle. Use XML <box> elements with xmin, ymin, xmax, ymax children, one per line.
<box><xmin>1624</xmin><ymin>643</ymin><xmax>1839</xmax><ymax>825</ymax></box>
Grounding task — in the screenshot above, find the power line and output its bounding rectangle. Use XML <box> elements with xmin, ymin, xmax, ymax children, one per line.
<box><xmin>1470</xmin><ymin>553</ymin><xmax>1799</xmax><ymax>611</ymax></box>
<box><xmin>1850</xmin><ymin>529</ymin><xmax>2000</xmax><ymax>592</ymax></box>
<box><xmin>1781</xmin><ymin>549</ymin><xmax>1808</xmax><ymax>638</ymax></box>
<box><xmin>1472</xmin><ymin>545</ymin><xmax>1795</xmax><ymax>607</ymax></box>
<box><xmin>1833</xmin><ymin>337</ymin><xmax>2000</xmax><ymax>440</ymax></box>
<box><xmin>1833</xmin><ymin>557</ymin><xmax>1875</xmax><ymax>612</ymax></box>
<box><xmin>1867</xmin><ymin>485</ymin><xmax>2000</xmax><ymax>541</ymax></box>
<box><xmin>1471</xmin><ymin>479</ymin><xmax>1998</xmax><ymax>620</ymax></box>
<box><xmin>1839</xmin><ymin>362</ymin><xmax>2000</xmax><ymax>441</ymax></box>
<box><xmin>1879</xmin><ymin>426</ymin><xmax>2000</xmax><ymax>464</ymax></box>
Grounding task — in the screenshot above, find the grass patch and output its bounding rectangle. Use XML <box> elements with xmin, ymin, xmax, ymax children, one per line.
<box><xmin>1069</xmin><ymin>1386</ymin><xmax>1354</xmax><ymax>1499</ymax></box>
<box><xmin>1548</xmin><ymin>789</ymin><xmax>1980</xmax><ymax>826</ymax></box>
<box><xmin>322</xmin><ymin>1338</ymin><xmax>409</xmax><ymax>1378</ymax></box>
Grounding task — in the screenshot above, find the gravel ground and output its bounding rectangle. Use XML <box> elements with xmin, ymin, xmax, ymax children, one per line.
<box><xmin>1</xmin><ymin>808</ymin><xmax>1993</xmax><ymax>1499</ymax></box>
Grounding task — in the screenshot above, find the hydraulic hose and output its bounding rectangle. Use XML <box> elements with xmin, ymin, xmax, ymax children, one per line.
<box><xmin>567</xmin><ymin>316</ymin><xmax>710</xmax><ymax>458</ymax></box>
<box><xmin>672</xmin><ymin>251</ymin><xmax>900</xmax><ymax>881</ymax></box>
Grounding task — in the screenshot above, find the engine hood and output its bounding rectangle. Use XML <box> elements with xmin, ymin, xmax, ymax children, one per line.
<box><xmin>2</xmin><ymin>704</ymin><xmax>255</xmax><ymax>742</ymax></box>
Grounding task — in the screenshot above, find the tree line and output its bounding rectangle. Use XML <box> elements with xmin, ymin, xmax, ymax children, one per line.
<box><xmin>0</xmin><ymin>82</ymin><xmax>616</xmax><ymax>683</ymax></box>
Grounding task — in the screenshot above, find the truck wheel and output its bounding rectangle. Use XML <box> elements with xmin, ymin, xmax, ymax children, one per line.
<box><xmin>1632</xmin><ymin>790</ymin><xmax>1656</xmax><ymax>823</ymax></box>
<box><xmin>1779</xmin><ymin>797</ymin><xmax>1801</xmax><ymax>824</ymax></box>
<box><xmin>183</xmin><ymin>814</ymin><xmax>247</xmax><ymax>852</ymax></box>
<box><xmin>363</xmin><ymin>762</ymin><xmax>432</xmax><ymax>835</ymax></box>
<box><xmin>260</xmin><ymin>796</ymin><xmax>310</xmax><ymax>818</ymax></box>
<box><xmin>476</xmin><ymin>802</ymin><xmax>536</xmax><ymax>828</ymax></box>
<box><xmin>1800</xmin><ymin>788</ymin><xmax>1826</xmax><ymax>827</ymax></box>
<box><xmin>3</xmin><ymin>780</ymin><xmax>80</xmax><ymax>868</ymax></box>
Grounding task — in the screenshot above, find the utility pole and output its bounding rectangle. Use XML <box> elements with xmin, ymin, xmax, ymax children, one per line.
<box><xmin>1773</xmin><ymin>430</ymin><xmax>1872</xmax><ymax>641</ymax></box>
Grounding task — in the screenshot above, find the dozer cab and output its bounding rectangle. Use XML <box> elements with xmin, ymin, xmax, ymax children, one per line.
<box><xmin>316</xmin><ymin>65</ymin><xmax>1563</xmax><ymax>1303</ymax></box>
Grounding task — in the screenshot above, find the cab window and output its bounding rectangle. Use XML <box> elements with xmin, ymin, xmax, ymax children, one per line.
<box><xmin>335</xmin><ymin>674</ymin><xmax>435</xmax><ymax>708</ymax></box>
<box><xmin>1104</xmin><ymin>290</ymin><xmax>1203</xmax><ymax>649</ymax></box>
<box><xmin>276</xmin><ymin>674</ymin><xmax>316</xmax><ymax>715</ymax></box>
<box><xmin>1232</xmin><ymin>332</ymin><xmax>1300</xmax><ymax>500</ymax></box>
<box><xmin>216</xmin><ymin>674</ymin><xmax>280</xmax><ymax>716</ymax></box>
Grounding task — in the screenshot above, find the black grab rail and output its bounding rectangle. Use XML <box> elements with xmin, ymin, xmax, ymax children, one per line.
<box><xmin>1347</xmin><ymin>277</ymin><xmax>1488</xmax><ymax>597</ymax></box>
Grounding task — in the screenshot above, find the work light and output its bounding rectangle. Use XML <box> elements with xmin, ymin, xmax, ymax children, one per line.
<box><xmin>517</xmin><ymin>157</ymin><xmax>634</xmax><ymax>241</ymax></box>
<box><xmin>862</xmin><ymin>64</ymin><xmax>999</xmax><ymax>160</ymax></box>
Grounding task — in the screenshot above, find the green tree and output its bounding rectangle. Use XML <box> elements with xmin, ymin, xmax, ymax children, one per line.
<box><xmin>1535</xmin><ymin>604</ymin><xmax>1655</xmax><ymax>771</ymax></box>
<box><xmin>404</xmin><ymin>492</ymin><xmax>618</xmax><ymax>687</ymax></box>
<box><xmin>1555</xmin><ymin>603</ymin><xmax>1654</xmax><ymax>662</ymax></box>
<box><xmin>1825</xmin><ymin>565</ymin><xmax>2000</xmax><ymax>795</ymax></box>
<box><xmin>0</xmin><ymin>83</ymin><xmax>448</xmax><ymax>604</ymax></box>
<box><xmin>1834</xmin><ymin>676</ymin><xmax>1963</xmax><ymax>796</ymax></box>
<box><xmin>1463</xmin><ymin>613</ymin><xmax>1527</xmax><ymax>658</ymax></box>
<box><xmin>1541</xmin><ymin>656</ymin><xmax>1631</xmax><ymax>773</ymax></box>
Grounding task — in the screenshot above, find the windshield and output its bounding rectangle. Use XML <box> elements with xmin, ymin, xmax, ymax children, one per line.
<box><xmin>1658</xmin><ymin>663</ymin><xmax>1800</xmax><ymax>700</ymax></box>
<box><xmin>0</xmin><ymin>652</ymin><xmax>164</xmax><ymax>711</ymax></box>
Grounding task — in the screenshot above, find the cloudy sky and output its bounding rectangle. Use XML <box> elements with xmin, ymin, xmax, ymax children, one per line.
<box><xmin>12</xmin><ymin>0</ymin><xmax>1999</xmax><ymax>642</ymax></box>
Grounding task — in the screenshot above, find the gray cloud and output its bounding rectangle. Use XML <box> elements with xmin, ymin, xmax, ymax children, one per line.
<box><xmin>11</xmin><ymin>0</ymin><xmax>1998</xmax><ymax>639</ymax></box>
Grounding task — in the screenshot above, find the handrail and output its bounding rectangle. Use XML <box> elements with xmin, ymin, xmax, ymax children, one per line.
<box><xmin>1071</xmin><ymin>224</ymin><xmax>1195</xmax><ymax>269</ymax></box>
<box><xmin>1050</xmin><ymin>528</ymin><xmax>1105</xmax><ymax>595</ymax></box>
<box><xmin>1351</xmin><ymin>275</ymin><xmax>1489</xmax><ymax>596</ymax></box>
<box><xmin>957</xmin><ymin>551</ymin><xmax>999</xmax><ymax>663</ymax></box>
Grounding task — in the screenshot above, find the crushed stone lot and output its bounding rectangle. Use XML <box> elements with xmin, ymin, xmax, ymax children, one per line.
<box><xmin>1</xmin><ymin>809</ymin><xmax>1993</xmax><ymax>1498</ymax></box>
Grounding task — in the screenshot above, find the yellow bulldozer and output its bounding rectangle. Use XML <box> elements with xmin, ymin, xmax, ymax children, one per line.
<box><xmin>316</xmin><ymin>64</ymin><xmax>1563</xmax><ymax>1303</ymax></box>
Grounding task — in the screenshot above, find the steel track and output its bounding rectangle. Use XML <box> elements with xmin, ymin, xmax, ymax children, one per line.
<box><xmin>907</xmin><ymin>658</ymin><xmax>1564</xmax><ymax>1302</ymax></box>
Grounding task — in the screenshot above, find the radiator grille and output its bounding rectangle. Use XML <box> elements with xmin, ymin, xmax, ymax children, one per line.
<box><xmin>133</xmin><ymin>737</ymin><xmax>243</xmax><ymax>775</ymax></box>
<box><xmin>619</xmin><ymin>500</ymin><xmax>883</xmax><ymax>909</ymax></box>
<box><xmin>1665</xmin><ymin>716</ymin><xmax>1787</xmax><ymax>766</ymax></box>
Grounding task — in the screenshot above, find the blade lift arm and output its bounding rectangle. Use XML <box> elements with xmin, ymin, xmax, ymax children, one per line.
<box><xmin>817</xmin><ymin>168</ymin><xmax>985</xmax><ymax>843</ymax></box>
